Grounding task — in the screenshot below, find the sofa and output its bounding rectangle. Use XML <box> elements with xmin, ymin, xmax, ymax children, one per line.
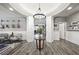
<box><xmin>9</xmin><ymin>33</ymin><xmax>23</xmax><ymax>43</ymax></box>
<box><xmin>0</xmin><ymin>33</ymin><xmax>9</xmax><ymax>43</ymax></box>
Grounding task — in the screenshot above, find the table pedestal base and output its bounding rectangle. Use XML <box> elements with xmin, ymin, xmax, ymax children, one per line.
<box><xmin>36</xmin><ymin>39</ymin><xmax>45</xmax><ymax>50</ymax></box>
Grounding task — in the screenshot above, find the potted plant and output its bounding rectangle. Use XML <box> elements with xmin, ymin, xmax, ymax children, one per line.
<box><xmin>36</xmin><ymin>26</ymin><xmax>44</xmax><ymax>39</ymax></box>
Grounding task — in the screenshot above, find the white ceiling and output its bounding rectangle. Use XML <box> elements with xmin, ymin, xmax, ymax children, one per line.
<box><xmin>0</xmin><ymin>3</ymin><xmax>25</xmax><ymax>17</ymax></box>
<box><xmin>54</xmin><ymin>3</ymin><xmax>79</xmax><ymax>17</ymax></box>
<box><xmin>17</xmin><ymin>3</ymin><xmax>61</xmax><ymax>15</ymax></box>
<box><xmin>9</xmin><ymin>3</ymin><xmax>70</xmax><ymax>16</ymax></box>
<box><xmin>1</xmin><ymin>3</ymin><xmax>78</xmax><ymax>17</ymax></box>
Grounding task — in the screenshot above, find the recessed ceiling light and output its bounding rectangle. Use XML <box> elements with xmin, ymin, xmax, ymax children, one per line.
<box><xmin>67</xmin><ymin>7</ymin><xmax>72</xmax><ymax>10</ymax></box>
<box><xmin>9</xmin><ymin>8</ymin><xmax>14</xmax><ymax>11</ymax></box>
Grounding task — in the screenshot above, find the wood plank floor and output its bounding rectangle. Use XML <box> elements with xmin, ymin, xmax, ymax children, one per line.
<box><xmin>8</xmin><ymin>39</ymin><xmax>79</xmax><ymax>55</ymax></box>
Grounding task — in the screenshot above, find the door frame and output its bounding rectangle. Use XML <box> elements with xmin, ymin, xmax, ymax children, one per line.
<box><xmin>59</xmin><ymin>22</ymin><xmax>66</xmax><ymax>40</ymax></box>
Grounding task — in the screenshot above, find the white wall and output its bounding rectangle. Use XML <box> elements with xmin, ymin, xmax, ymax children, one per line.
<box><xmin>66</xmin><ymin>12</ymin><xmax>79</xmax><ymax>24</ymax></box>
<box><xmin>53</xmin><ymin>12</ymin><xmax>79</xmax><ymax>45</ymax></box>
<box><xmin>0</xmin><ymin>17</ymin><xmax>27</xmax><ymax>40</ymax></box>
<box><xmin>46</xmin><ymin>16</ymin><xmax>54</xmax><ymax>42</ymax></box>
<box><xmin>54</xmin><ymin>17</ymin><xmax>66</xmax><ymax>23</ymax></box>
<box><xmin>0</xmin><ymin>17</ymin><xmax>26</xmax><ymax>31</ymax></box>
<box><xmin>0</xmin><ymin>4</ymin><xmax>27</xmax><ymax>41</ymax></box>
<box><xmin>54</xmin><ymin>31</ymin><xmax>59</xmax><ymax>40</ymax></box>
<box><xmin>66</xmin><ymin>12</ymin><xmax>79</xmax><ymax>45</ymax></box>
<box><xmin>26</xmin><ymin>16</ymin><xmax>34</xmax><ymax>42</ymax></box>
<box><xmin>54</xmin><ymin>17</ymin><xmax>66</xmax><ymax>40</ymax></box>
<box><xmin>66</xmin><ymin>31</ymin><xmax>79</xmax><ymax>45</ymax></box>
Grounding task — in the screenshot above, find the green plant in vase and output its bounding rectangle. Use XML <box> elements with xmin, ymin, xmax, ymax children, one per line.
<box><xmin>37</xmin><ymin>26</ymin><xmax>44</xmax><ymax>39</ymax></box>
<box><xmin>37</xmin><ymin>26</ymin><xmax>44</xmax><ymax>34</ymax></box>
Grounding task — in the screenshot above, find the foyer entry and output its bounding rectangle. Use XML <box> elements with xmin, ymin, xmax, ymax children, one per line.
<box><xmin>59</xmin><ymin>23</ymin><xmax>66</xmax><ymax>39</ymax></box>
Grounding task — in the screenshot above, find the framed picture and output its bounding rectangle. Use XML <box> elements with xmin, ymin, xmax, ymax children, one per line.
<box><xmin>18</xmin><ymin>20</ymin><xmax>20</xmax><ymax>22</ymax></box>
<box><xmin>12</xmin><ymin>24</ymin><xmax>15</xmax><ymax>28</ymax></box>
<box><xmin>2</xmin><ymin>25</ymin><xmax>5</xmax><ymax>29</ymax></box>
<box><xmin>1</xmin><ymin>19</ymin><xmax>4</xmax><ymax>22</ymax></box>
<box><xmin>12</xmin><ymin>20</ymin><xmax>15</xmax><ymax>22</ymax></box>
<box><xmin>6</xmin><ymin>25</ymin><xmax>9</xmax><ymax>28</ymax></box>
<box><xmin>6</xmin><ymin>20</ymin><xmax>9</xmax><ymax>22</ymax></box>
<box><xmin>54</xmin><ymin>23</ymin><xmax>59</xmax><ymax>30</ymax></box>
<box><xmin>54</xmin><ymin>23</ymin><xmax>57</xmax><ymax>27</ymax></box>
<box><xmin>17</xmin><ymin>24</ymin><xmax>20</xmax><ymax>28</ymax></box>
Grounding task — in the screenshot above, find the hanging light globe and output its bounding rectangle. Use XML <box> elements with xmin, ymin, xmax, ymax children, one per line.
<box><xmin>33</xmin><ymin>4</ymin><xmax>46</xmax><ymax>20</ymax></box>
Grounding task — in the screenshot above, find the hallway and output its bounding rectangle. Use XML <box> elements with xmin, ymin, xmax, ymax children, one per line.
<box><xmin>9</xmin><ymin>39</ymin><xmax>79</xmax><ymax>55</ymax></box>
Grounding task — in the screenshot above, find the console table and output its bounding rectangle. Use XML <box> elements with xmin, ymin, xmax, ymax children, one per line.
<box><xmin>35</xmin><ymin>39</ymin><xmax>45</xmax><ymax>50</ymax></box>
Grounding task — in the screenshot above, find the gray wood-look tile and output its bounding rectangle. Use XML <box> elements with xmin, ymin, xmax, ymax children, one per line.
<box><xmin>8</xmin><ymin>39</ymin><xmax>79</xmax><ymax>55</ymax></box>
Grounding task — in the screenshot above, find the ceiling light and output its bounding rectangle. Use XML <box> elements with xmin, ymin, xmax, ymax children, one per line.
<box><xmin>67</xmin><ymin>7</ymin><xmax>72</xmax><ymax>10</ymax></box>
<box><xmin>33</xmin><ymin>4</ymin><xmax>46</xmax><ymax>20</ymax></box>
<box><xmin>9</xmin><ymin>8</ymin><xmax>14</xmax><ymax>11</ymax></box>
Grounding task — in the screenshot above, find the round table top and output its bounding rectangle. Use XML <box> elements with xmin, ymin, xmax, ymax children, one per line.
<box><xmin>35</xmin><ymin>39</ymin><xmax>45</xmax><ymax>40</ymax></box>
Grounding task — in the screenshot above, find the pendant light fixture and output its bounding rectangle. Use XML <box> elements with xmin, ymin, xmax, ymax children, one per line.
<box><xmin>33</xmin><ymin>3</ymin><xmax>46</xmax><ymax>20</ymax></box>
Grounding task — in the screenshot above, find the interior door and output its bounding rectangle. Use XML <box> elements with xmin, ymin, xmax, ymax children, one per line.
<box><xmin>59</xmin><ymin>23</ymin><xmax>66</xmax><ymax>39</ymax></box>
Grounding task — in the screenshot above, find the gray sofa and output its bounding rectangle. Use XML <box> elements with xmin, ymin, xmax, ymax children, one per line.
<box><xmin>0</xmin><ymin>33</ymin><xmax>9</xmax><ymax>43</ymax></box>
